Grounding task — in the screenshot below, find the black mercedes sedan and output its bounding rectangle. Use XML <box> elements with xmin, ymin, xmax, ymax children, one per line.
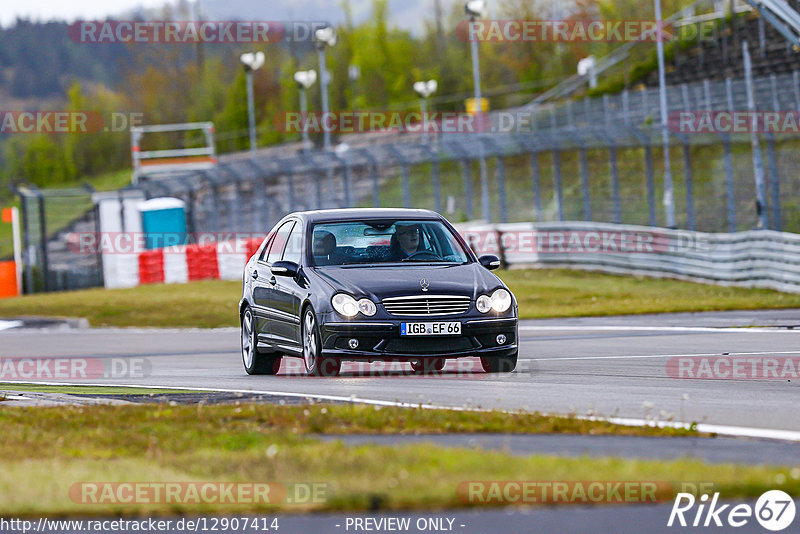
<box><xmin>239</xmin><ymin>208</ymin><xmax>518</xmax><ymax>376</ymax></box>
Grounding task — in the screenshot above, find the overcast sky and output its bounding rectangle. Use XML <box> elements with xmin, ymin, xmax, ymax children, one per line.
<box><xmin>1</xmin><ymin>0</ymin><xmax>169</xmax><ymax>26</ymax></box>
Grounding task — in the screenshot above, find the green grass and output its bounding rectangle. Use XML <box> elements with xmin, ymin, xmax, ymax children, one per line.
<box><xmin>1</xmin><ymin>403</ymin><xmax>798</xmax><ymax>516</ymax></box>
<box><xmin>0</xmin><ymin>270</ymin><xmax>798</xmax><ymax>328</ymax></box>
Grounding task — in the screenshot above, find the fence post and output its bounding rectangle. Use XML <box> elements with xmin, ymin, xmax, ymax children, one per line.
<box><xmin>793</xmin><ymin>71</ymin><xmax>800</xmax><ymax>110</ymax></box>
<box><xmin>244</xmin><ymin>159</ymin><xmax>271</xmax><ymax>232</ymax></box>
<box><xmin>767</xmin><ymin>75</ymin><xmax>783</xmax><ymax>231</ymax></box>
<box><xmin>553</xmin><ymin>148</ymin><xmax>564</xmax><ymax>222</ymax></box>
<box><xmin>219</xmin><ymin>164</ymin><xmax>243</xmax><ymax>232</ymax></box>
<box><xmin>723</xmin><ymin>78</ymin><xmax>738</xmax><ymax>232</ymax></box>
<box><xmin>531</xmin><ymin>151</ymin><xmax>542</xmax><ymax>222</ymax></box>
<box><xmin>743</xmin><ymin>41</ymin><xmax>769</xmax><ymax>229</ymax></box>
<box><xmin>175</xmin><ymin>176</ymin><xmax>198</xmax><ymax>239</ymax></box>
<box><xmin>644</xmin><ymin>144</ymin><xmax>657</xmax><ymax>226</ymax></box>
<box><xmin>199</xmin><ymin>170</ymin><xmax>222</xmax><ymax>232</ymax></box>
<box><xmin>34</xmin><ymin>188</ymin><xmax>49</xmax><ymax>292</ymax></box>
<box><xmin>681</xmin><ymin>139</ymin><xmax>695</xmax><ymax>231</ymax></box>
<box><xmin>387</xmin><ymin>145</ymin><xmax>411</xmax><ymax>209</ymax></box>
<box><xmin>608</xmin><ymin>145</ymin><xmax>621</xmax><ymax>224</ymax></box>
<box><xmin>496</xmin><ymin>155</ymin><xmax>507</xmax><ymax>223</ymax></box>
<box><xmin>622</xmin><ymin>89</ymin><xmax>630</xmax><ymax>125</ymax></box>
<box><xmin>419</xmin><ymin>145</ymin><xmax>442</xmax><ymax>213</ymax></box>
<box><xmin>352</xmin><ymin>148</ymin><xmax>380</xmax><ymax>208</ymax></box>
<box><xmin>765</xmin><ymin>136</ymin><xmax>782</xmax><ymax>231</ymax></box>
<box><xmin>578</xmin><ymin>145</ymin><xmax>592</xmax><ymax>221</ymax></box>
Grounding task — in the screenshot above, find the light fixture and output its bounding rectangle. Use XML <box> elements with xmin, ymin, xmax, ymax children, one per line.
<box><xmin>294</xmin><ymin>70</ymin><xmax>317</xmax><ymax>89</ymax></box>
<box><xmin>464</xmin><ymin>0</ymin><xmax>487</xmax><ymax>19</ymax></box>
<box><xmin>413</xmin><ymin>80</ymin><xmax>438</xmax><ymax>99</ymax></box>
<box><xmin>314</xmin><ymin>26</ymin><xmax>337</xmax><ymax>48</ymax></box>
<box><xmin>239</xmin><ymin>51</ymin><xmax>265</xmax><ymax>72</ymax></box>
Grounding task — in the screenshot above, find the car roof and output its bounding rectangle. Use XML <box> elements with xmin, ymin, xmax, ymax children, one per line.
<box><xmin>289</xmin><ymin>208</ymin><xmax>444</xmax><ymax>224</ymax></box>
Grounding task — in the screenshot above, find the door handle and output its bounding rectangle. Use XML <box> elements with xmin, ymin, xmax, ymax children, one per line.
<box><xmin>269</xmin><ymin>276</ymin><xmax>277</xmax><ymax>285</ymax></box>
<box><xmin>251</xmin><ymin>270</ymin><xmax>259</xmax><ymax>280</ymax></box>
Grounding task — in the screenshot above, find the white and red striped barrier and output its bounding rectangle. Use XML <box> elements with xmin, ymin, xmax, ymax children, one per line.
<box><xmin>135</xmin><ymin>238</ymin><xmax>263</xmax><ymax>286</ymax></box>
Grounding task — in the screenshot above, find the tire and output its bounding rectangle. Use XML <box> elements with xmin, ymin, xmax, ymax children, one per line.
<box><xmin>241</xmin><ymin>306</ymin><xmax>282</xmax><ymax>375</ymax></box>
<box><xmin>480</xmin><ymin>352</ymin><xmax>518</xmax><ymax>373</ymax></box>
<box><xmin>302</xmin><ymin>307</ymin><xmax>341</xmax><ymax>377</ymax></box>
<box><xmin>410</xmin><ymin>358</ymin><xmax>446</xmax><ymax>374</ymax></box>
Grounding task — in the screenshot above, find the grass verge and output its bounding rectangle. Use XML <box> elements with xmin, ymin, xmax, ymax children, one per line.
<box><xmin>0</xmin><ymin>404</ymin><xmax>796</xmax><ymax>516</ymax></box>
<box><xmin>0</xmin><ymin>270</ymin><xmax>799</xmax><ymax>328</ymax></box>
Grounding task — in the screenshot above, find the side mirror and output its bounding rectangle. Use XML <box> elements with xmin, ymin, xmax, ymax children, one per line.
<box><xmin>478</xmin><ymin>255</ymin><xmax>501</xmax><ymax>271</ymax></box>
<box><xmin>271</xmin><ymin>261</ymin><xmax>300</xmax><ymax>277</ymax></box>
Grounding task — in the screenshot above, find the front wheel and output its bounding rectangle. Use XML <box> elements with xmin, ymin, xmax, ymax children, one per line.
<box><xmin>480</xmin><ymin>352</ymin><xmax>517</xmax><ymax>373</ymax></box>
<box><xmin>302</xmin><ymin>307</ymin><xmax>340</xmax><ymax>377</ymax></box>
<box><xmin>241</xmin><ymin>306</ymin><xmax>282</xmax><ymax>375</ymax></box>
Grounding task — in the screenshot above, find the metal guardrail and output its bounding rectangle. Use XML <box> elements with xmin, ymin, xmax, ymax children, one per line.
<box><xmin>458</xmin><ymin>221</ymin><xmax>800</xmax><ymax>293</ymax></box>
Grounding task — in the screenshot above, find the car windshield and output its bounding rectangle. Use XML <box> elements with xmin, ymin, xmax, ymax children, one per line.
<box><xmin>310</xmin><ymin>220</ymin><xmax>471</xmax><ymax>266</ymax></box>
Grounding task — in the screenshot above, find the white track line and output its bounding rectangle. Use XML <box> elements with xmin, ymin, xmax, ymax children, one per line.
<box><xmin>3</xmin><ymin>380</ymin><xmax>800</xmax><ymax>442</ymax></box>
<box><xmin>520</xmin><ymin>325</ymin><xmax>799</xmax><ymax>333</ymax></box>
<box><xmin>526</xmin><ymin>350</ymin><xmax>800</xmax><ymax>362</ymax></box>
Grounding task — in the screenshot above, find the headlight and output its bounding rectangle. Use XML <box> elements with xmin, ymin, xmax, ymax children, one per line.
<box><xmin>358</xmin><ymin>298</ymin><xmax>377</xmax><ymax>316</ymax></box>
<box><xmin>332</xmin><ymin>293</ymin><xmax>376</xmax><ymax>317</ymax></box>
<box><xmin>332</xmin><ymin>293</ymin><xmax>359</xmax><ymax>317</ymax></box>
<box><xmin>476</xmin><ymin>294</ymin><xmax>492</xmax><ymax>313</ymax></box>
<box><xmin>491</xmin><ymin>288</ymin><xmax>512</xmax><ymax>313</ymax></box>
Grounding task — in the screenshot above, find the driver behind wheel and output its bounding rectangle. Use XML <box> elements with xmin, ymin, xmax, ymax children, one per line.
<box><xmin>390</xmin><ymin>223</ymin><xmax>427</xmax><ymax>260</ymax></box>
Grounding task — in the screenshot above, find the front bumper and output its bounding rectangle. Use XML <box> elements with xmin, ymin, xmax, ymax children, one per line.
<box><xmin>319</xmin><ymin>316</ymin><xmax>518</xmax><ymax>361</ymax></box>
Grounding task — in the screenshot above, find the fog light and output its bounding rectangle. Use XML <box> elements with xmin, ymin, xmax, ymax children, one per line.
<box><xmin>348</xmin><ymin>338</ymin><xmax>359</xmax><ymax>349</ymax></box>
<box><xmin>496</xmin><ymin>334</ymin><xmax>507</xmax><ymax>345</ymax></box>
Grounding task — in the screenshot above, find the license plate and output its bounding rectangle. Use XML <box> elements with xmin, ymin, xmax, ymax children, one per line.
<box><xmin>400</xmin><ymin>322</ymin><xmax>461</xmax><ymax>336</ymax></box>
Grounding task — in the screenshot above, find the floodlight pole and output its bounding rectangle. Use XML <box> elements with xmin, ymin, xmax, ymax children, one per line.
<box><xmin>468</xmin><ymin>12</ymin><xmax>491</xmax><ymax>223</ymax></box>
<box><xmin>317</xmin><ymin>46</ymin><xmax>332</xmax><ymax>152</ymax></box>
<box><xmin>655</xmin><ymin>0</ymin><xmax>676</xmax><ymax>228</ymax></box>
<box><xmin>245</xmin><ymin>68</ymin><xmax>257</xmax><ymax>154</ymax></box>
<box><xmin>299</xmin><ymin>85</ymin><xmax>311</xmax><ymax>153</ymax></box>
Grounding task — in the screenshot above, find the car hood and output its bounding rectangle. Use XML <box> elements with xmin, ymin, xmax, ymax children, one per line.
<box><xmin>312</xmin><ymin>263</ymin><xmax>503</xmax><ymax>301</ymax></box>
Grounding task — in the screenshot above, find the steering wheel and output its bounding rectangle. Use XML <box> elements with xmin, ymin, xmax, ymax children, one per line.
<box><xmin>403</xmin><ymin>250</ymin><xmax>441</xmax><ymax>261</ymax></box>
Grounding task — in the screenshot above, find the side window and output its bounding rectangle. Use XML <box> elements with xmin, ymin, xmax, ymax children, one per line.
<box><xmin>257</xmin><ymin>235</ymin><xmax>273</xmax><ymax>262</ymax></box>
<box><xmin>266</xmin><ymin>221</ymin><xmax>294</xmax><ymax>263</ymax></box>
<box><xmin>282</xmin><ymin>223</ymin><xmax>303</xmax><ymax>264</ymax></box>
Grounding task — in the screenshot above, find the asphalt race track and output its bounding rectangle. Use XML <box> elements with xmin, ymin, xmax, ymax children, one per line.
<box><xmin>2</xmin><ymin>309</ymin><xmax>799</xmax><ymax>435</ymax></box>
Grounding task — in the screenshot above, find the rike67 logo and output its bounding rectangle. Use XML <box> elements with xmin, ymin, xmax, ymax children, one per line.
<box><xmin>668</xmin><ymin>490</ymin><xmax>796</xmax><ymax>531</ymax></box>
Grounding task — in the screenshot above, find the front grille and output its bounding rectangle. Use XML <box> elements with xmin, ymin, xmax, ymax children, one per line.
<box><xmin>381</xmin><ymin>295</ymin><xmax>471</xmax><ymax>316</ymax></box>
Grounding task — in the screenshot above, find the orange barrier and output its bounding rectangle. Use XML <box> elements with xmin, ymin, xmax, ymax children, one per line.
<box><xmin>0</xmin><ymin>261</ymin><xmax>18</xmax><ymax>298</ymax></box>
